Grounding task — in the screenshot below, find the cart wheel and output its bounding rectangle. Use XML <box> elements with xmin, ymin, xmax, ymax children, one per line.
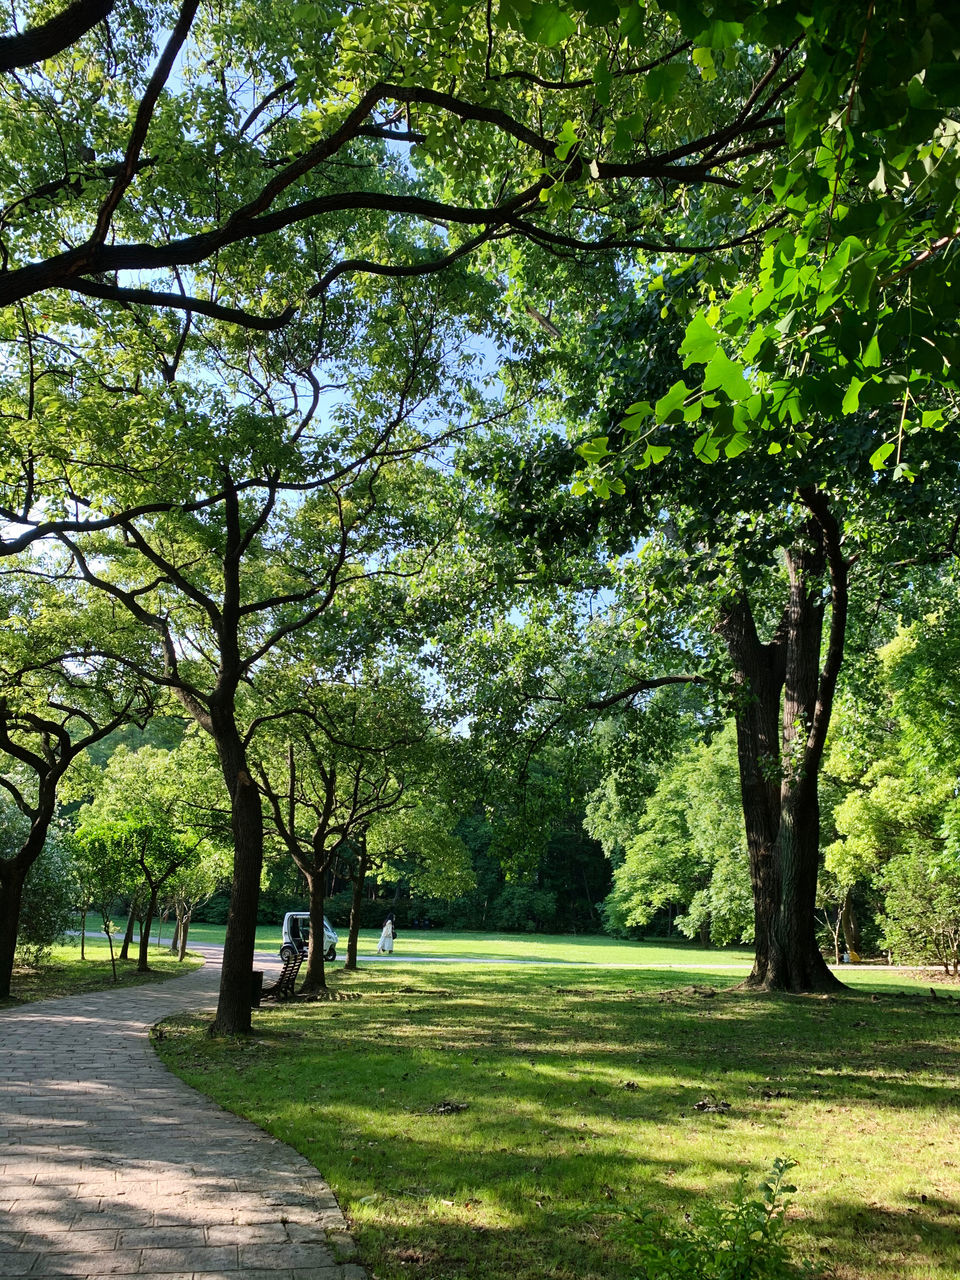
<box><xmin>279</xmin><ymin>944</ymin><xmax>296</xmax><ymax>962</ymax></box>
<box><xmin>325</xmin><ymin>947</ymin><xmax>336</xmax><ymax>961</ymax></box>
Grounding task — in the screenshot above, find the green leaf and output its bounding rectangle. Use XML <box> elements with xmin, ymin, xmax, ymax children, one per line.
<box><xmin>554</xmin><ymin>119</ymin><xmax>579</xmax><ymax>161</ymax></box>
<box><xmin>841</xmin><ymin>377</ymin><xmax>867</xmax><ymax>415</ymax></box>
<box><xmin>693</xmin><ymin>430</ymin><xmax>721</xmax><ymax>463</ymax></box>
<box><xmin>680</xmin><ymin>312</ymin><xmax>719</xmax><ymax>365</ymax></box>
<box><xmin>702</xmin><ymin>349</ymin><xmax>749</xmax><ymax>400</ymax></box>
<box><xmin>576</xmin><ymin>435</ymin><xmax>610</xmax><ymax>462</ymax></box>
<box><xmin>869</xmin><ymin>441</ymin><xmax>896</xmax><ymax>469</ymax></box>
<box><xmin>692</xmin><ymin>46</ymin><xmax>716</xmax><ymax>80</ymax></box>
<box><xmin>654</xmin><ymin>380</ymin><xmax>690</xmax><ymax>421</ymax></box>
<box><xmin>521</xmin><ymin>3</ymin><xmax>576</xmax><ymax>45</ymax></box>
<box><xmin>724</xmin><ymin>433</ymin><xmax>752</xmax><ymax>458</ymax></box>
<box><xmin>862</xmin><ymin>332</ymin><xmax>882</xmax><ymax>368</ymax></box>
<box><xmin>646</xmin><ymin>62</ymin><xmax>687</xmax><ymax>103</ymax></box>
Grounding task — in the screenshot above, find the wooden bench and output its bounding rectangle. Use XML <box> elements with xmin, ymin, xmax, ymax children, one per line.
<box><xmin>260</xmin><ymin>950</ymin><xmax>305</xmax><ymax>1002</ymax></box>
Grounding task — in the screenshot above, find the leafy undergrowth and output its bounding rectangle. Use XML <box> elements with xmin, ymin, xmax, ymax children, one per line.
<box><xmin>3</xmin><ymin>940</ymin><xmax>203</xmax><ymax>1003</ymax></box>
<box><xmin>154</xmin><ymin>965</ymin><xmax>960</xmax><ymax>1280</ymax></box>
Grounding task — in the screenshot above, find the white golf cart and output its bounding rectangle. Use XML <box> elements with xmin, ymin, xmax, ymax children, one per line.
<box><xmin>280</xmin><ymin>911</ymin><xmax>338</xmax><ymax>963</ymax></box>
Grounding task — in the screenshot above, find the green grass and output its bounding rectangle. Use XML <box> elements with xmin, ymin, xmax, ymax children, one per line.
<box><xmin>154</xmin><ymin>959</ymin><xmax>960</xmax><ymax>1280</ymax></box>
<box><xmin>183</xmin><ymin>922</ymin><xmax>756</xmax><ymax>967</ymax></box>
<box><xmin>3</xmin><ymin>938</ymin><xmax>203</xmax><ymax>1004</ymax></box>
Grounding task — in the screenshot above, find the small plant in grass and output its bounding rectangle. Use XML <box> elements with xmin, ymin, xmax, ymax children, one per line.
<box><xmin>604</xmin><ymin>1158</ymin><xmax>814</xmax><ymax>1280</ymax></box>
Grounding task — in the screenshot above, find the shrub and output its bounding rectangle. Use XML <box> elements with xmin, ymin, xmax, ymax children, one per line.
<box><xmin>602</xmin><ymin>1158</ymin><xmax>813</xmax><ymax>1280</ymax></box>
<box><xmin>16</xmin><ymin>829</ymin><xmax>76</xmax><ymax>967</ymax></box>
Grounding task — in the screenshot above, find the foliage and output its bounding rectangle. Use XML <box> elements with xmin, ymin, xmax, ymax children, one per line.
<box><xmin>882</xmin><ymin>851</ymin><xmax>960</xmax><ymax>974</ymax></box>
<box><xmin>603</xmin><ymin>1158</ymin><xmax>809</xmax><ymax>1280</ymax></box>
<box><xmin>825</xmin><ymin>596</ymin><xmax>960</xmax><ymax>968</ymax></box>
<box><xmin>601</xmin><ymin>723</ymin><xmax>753</xmax><ymax>945</ymax></box>
<box><xmin>14</xmin><ymin>826</ymin><xmax>75</xmax><ymax>966</ymax></box>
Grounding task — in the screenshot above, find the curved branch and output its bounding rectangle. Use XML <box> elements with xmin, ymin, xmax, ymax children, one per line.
<box><xmin>91</xmin><ymin>0</ymin><xmax>200</xmax><ymax>245</ymax></box>
<box><xmin>0</xmin><ymin>0</ymin><xmax>113</xmax><ymax>72</ymax></box>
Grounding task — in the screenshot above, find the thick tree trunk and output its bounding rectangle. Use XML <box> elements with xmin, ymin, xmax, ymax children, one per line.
<box><xmin>0</xmin><ymin>794</ymin><xmax>58</xmax><ymax>998</ymax></box>
<box><xmin>300</xmin><ymin>871</ymin><xmax>328</xmax><ymax>993</ymax></box>
<box><xmin>721</xmin><ymin>594</ymin><xmax>784</xmax><ymax>986</ymax></box>
<box><xmin>762</xmin><ymin>542</ymin><xmax>843</xmax><ymax>992</ymax></box>
<box><xmin>210</xmin><ymin>714</ymin><xmax>264</xmax><ymax>1036</ymax></box>
<box><xmin>344</xmin><ymin>847</ymin><xmax>370</xmax><ymax>972</ymax></box>
<box><xmin>170</xmin><ymin>912</ymin><xmax>181</xmax><ymax>954</ymax></box>
<box><xmin>0</xmin><ymin>861</ymin><xmax>28</xmax><ymax>999</ymax></box>
<box><xmin>724</xmin><ymin>494</ymin><xmax>850</xmax><ymax>994</ymax></box>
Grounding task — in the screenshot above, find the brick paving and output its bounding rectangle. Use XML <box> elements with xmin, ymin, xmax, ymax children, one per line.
<box><xmin>0</xmin><ymin>948</ymin><xmax>367</xmax><ymax>1280</ymax></box>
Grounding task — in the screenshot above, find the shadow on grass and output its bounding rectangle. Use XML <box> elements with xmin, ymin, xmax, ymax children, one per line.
<box><xmin>156</xmin><ymin>965</ymin><xmax>960</xmax><ymax>1280</ymax></box>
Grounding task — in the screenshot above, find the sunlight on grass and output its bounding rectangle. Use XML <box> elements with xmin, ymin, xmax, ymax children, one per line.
<box><xmin>4</xmin><ymin>939</ymin><xmax>203</xmax><ymax>1003</ymax></box>
<box><xmin>155</xmin><ymin>962</ymin><xmax>960</xmax><ymax>1280</ymax></box>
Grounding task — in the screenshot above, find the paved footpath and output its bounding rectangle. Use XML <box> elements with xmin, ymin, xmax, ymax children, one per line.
<box><xmin>0</xmin><ymin>948</ymin><xmax>367</xmax><ymax>1280</ymax></box>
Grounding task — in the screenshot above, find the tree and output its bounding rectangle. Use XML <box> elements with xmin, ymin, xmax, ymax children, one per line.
<box><xmin>0</xmin><ymin>577</ymin><xmax>157</xmax><ymax>997</ymax></box>
<box><xmin>0</xmin><ymin>0</ymin><xmax>801</xmax><ymax>333</ymax></box>
<box><xmin>825</xmin><ymin>594</ymin><xmax>960</xmax><ymax>972</ymax></box>
<box><xmin>49</xmin><ymin>275</ymin><xmax>486</xmax><ymax>1031</ymax></box>
<box><xmin>73</xmin><ymin>743</ymin><xmax>220</xmax><ymax>970</ymax></box>
<box><xmin>253</xmin><ymin>664</ymin><xmax>449</xmax><ymax>989</ymax></box>
<box><xmin>601</xmin><ymin>723</ymin><xmax>753</xmax><ymax>946</ymax></box>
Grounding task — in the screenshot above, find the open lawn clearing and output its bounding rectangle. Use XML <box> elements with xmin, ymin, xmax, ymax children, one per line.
<box><xmin>3</xmin><ymin>939</ymin><xmax>203</xmax><ymax>1004</ymax></box>
<box><xmin>154</xmin><ymin>964</ymin><xmax>960</xmax><ymax>1280</ymax></box>
<box><xmin>181</xmin><ymin>924</ymin><xmax>757</xmax><ymax>967</ymax></box>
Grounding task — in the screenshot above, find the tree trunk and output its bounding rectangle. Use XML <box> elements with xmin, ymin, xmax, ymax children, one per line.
<box><xmin>170</xmin><ymin>912</ymin><xmax>181</xmax><ymax>954</ymax></box>
<box><xmin>210</xmin><ymin>714</ymin><xmax>264</xmax><ymax>1036</ymax></box>
<box><xmin>723</xmin><ymin>495</ymin><xmax>850</xmax><ymax>995</ymax></box>
<box><xmin>300</xmin><ymin>870</ymin><xmax>327</xmax><ymax>993</ymax></box>
<box><xmin>840</xmin><ymin>893</ymin><xmax>860</xmax><ymax>954</ymax></box>
<box><xmin>102</xmin><ymin>915</ymin><xmax>118</xmax><ymax>982</ymax></box>
<box><xmin>721</xmin><ymin>593</ymin><xmax>785</xmax><ymax>986</ymax></box>
<box><xmin>0</xmin><ymin>860</ymin><xmax>28</xmax><ymax>999</ymax></box>
<box><xmin>80</xmin><ymin>907</ymin><xmax>87</xmax><ymax>960</ymax></box>
<box><xmin>178</xmin><ymin>911</ymin><xmax>191</xmax><ymax>961</ymax></box>
<box><xmin>119</xmin><ymin>903</ymin><xmax>137</xmax><ymax>962</ymax></box>
<box><xmin>344</xmin><ymin>847</ymin><xmax>370</xmax><ymax>972</ymax></box>
<box><xmin>0</xmin><ymin>769</ymin><xmax>60</xmax><ymax>997</ymax></box>
<box><xmin>137</xmin><ymin>890</ymin><xmax>158</xmax><ymax>972</ymax></box>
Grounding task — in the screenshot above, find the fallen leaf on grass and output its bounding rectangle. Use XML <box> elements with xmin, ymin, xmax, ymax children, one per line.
<box><xmin>694</xmin><ymin>1098</ymin><xmax>731</xmax><ymax>1113</ymax></box>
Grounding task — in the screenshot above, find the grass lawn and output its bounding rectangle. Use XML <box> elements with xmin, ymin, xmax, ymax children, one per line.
<box><xmin>185</xmin><ymin>922</ymin><xmax>757</xmax><ymax>967</ymax></box>
<box><xmin>3</xmin><ymin>938</ymin><xmax>203</xmax><ymax>1004</ymax></box>
<box><xmin>154</xmin><ymin>958</ymin><xmax>960</xmax><ymax>1280</ymax></box>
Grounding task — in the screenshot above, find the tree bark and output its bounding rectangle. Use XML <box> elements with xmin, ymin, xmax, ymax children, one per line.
<box><xmin>137</xmin><ymin>889</ymin><xmax>158</xmax><ymax>972</ymax></box>
<box><xmin>178</xmin><ymin>912</ymin><xmax>191</xmax><ymax>961</ymax></box>
<box><xmin>344</xmin><ymin>845</ymin><xmax>370</xmax><ymax>972</ymax></box>
<box><xmin>720</xmin><ymin>593</ymin><xmax>785</xmax><ymax>985</ymax></box>
<box><xmin>0</xmin><ymin>862</ymin><xmax>28</xmax><ymax>999</ymax></box>
<box><xmin>118</xmin><ymin>902</ymin><xmax>137</xmax><ymax>962</ymax></box>
<box><xmin>209</xmin><ymin>712</ymin><xmax>264</xmax><ymax>1035</ymax></box>
<box><xmin>300</xmin><ymin>871</ymin><xmax>328</xmax><ymax>993</ymax></box>
<box><xmin>840</xmin><ymin>892</ymin><xmax>860</xmax><ymax>954</ymax></box>
<box><xmin>722</xmin><ymin>493</ymin><xmax>850</xmax><ymax>994</ymax></box>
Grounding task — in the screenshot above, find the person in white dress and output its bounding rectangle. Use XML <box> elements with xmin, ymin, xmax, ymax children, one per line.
<box><xmin>377</xmin><ymin>914</ymin><xmax>395</xmax><ymax>955</ymax></box>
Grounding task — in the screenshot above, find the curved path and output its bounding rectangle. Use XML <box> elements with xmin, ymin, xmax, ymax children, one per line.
<box><xmin>0</xmin><ymin>947</ymin><xmax>366</xmax><ymax>1280</ymax></box>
